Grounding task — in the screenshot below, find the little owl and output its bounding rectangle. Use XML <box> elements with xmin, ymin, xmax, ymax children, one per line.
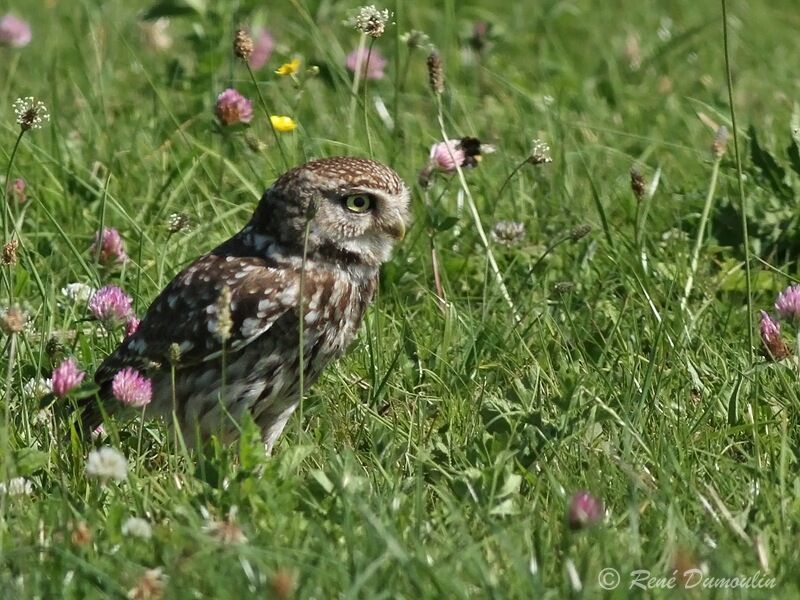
<box><xmin>86</xmin><ymin>157</ymin><xmax>409</xmax><ymax>451</ymax></box>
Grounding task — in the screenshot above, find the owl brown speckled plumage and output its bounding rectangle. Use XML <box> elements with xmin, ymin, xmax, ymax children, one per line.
<box><xmin>87</xmin><ymin>157</ymin><xmax>410</xmax><ymax>450</ymax></box>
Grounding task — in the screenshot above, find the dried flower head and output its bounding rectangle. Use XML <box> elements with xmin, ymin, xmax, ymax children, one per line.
<box><xmin>213</xmin><ymin>286</ymin><xmax>233</xmax><ymax>343</ymax></box>
<box><xmin>0</xmin><ymin>305</ymin><xmax>26</xmax><ymax>334</ymax></box>
<box><xmin>168</xmin><ymin>342</ymin><xmax>181</xmax><ymax>365</ymax></box>
<box><xmin>2</xmin><ymin>239</ymin><xmax>19</xmax><ymax>266</ymax></box>
<box><xmin>70</xmin><ymin>521</ymin><xmax>92</xmax><ymax>546</ymax></box>
<box><xmin>400</xmin><ymin>29</ymin><xmax>430</xmax><ymax>50</ymax></box>
<box><xmin>139</xmin><ymin>17</ymin><xmax>172</xmax><ymax>52</ymax></box>
<box><xmin>553</xmin><ymin>281</ymin><xmax>576</xmax><ymax>294</ymax></box>
<box><xmin>0</xmin><ymin>477</ymin><xmax>33</xmax><ymax>497</ymax></box>
<box><xmin>775</xmin><ymin>284</ymin><xmax>800</xmax><ymax>322</ymax></box>
<box><xmin>529</xmin><ymin>139</ymin><xmax>553</xmax><ymax>165</ymax></box>
<box><xmin>127</xmin><ymin>568</ymin><xmax>167</xmax><ymax>600</ymax></box>
<box><xmin>491</xmin><ymin>221</ymin><xmax>526</xmax><ymax>246</ymax></box>
<box><xmin>13</xmin><ymin>97</ymin><xmax>50</xmax><ymax>131</ymax></box>
<box><xmin>215</xmin><ymin>89</ymin><xmax>253</xmax><ymax>126</ymax></box>
<box><xmin>567</xmin><ymin>490</ymin><xmax>603</xmax><ymax>530</ymax></box>
<box><xmin>89</xmin><ymin>285</ymin><xmax>133</xmax><ymax>324</ymax></box>
<box><xmin>52</xmin><ymin>358</ymin><xmax>85</xmax><ymax>398</ymax></box>
<box><xmin>345</xmin><ymin>47</ymin><xmax>387</xmax><ymax>80</ymax></box>
<box><xmin>270</xmin><ymin>568</ymin><xmax>296</xmax><ymax>600</ymax></box>
<box><xmin>90</xmin><ymin>227</ymin><xmax>128</xmax><ymax>265</ymax></box>
<box><xmin>112</xmin><ymin>368</ymin><xmax>153</xmax><ymax>408</ymax></box>
<box><xmin>7</xmin><ymin>177</ymin><xmax>26</xmax><ymax>204</ymax></box>
<box><xmin>712</xmin><ymin>125</ymin><xmax>728</xmax><ymax>159</ymax></box>
<box><xmin>0</xmin><ymin>14</ymin><xmax>32</xmax><ymax>48</ymax></box>
<box><xmin>249</xmin><ymin>29</ymin><xmax>275</xmax><ymax>70</ymax></box>
<box><xmin>569</xmin><ymin>224</ymin><xmax>592</xmax><ymax>242</ymax></box>
<box><xmin>121</xmin><ymin>517</ymin><xmax>153</xmax><ymax>540</ymax></box>
<box><xmin>630</xmin><ymin>166</ymin><xmax>646</xmax><ymax>201</ymax></box>
<box><xmin>233</xmin><ymin>29</ymin><xmax>254</xmax><ymax>62</ymax></box>
<box><xmin>352</xmin><ymin>5</ymin><xmax>391</xmax><ymax>38</ymax></box>
<box><xmin>426</xmin><ymin>52</ymin><xmax>444</xmax><ymax>94</ymax></box>
<box><xmin>86</xmin><ymin>447</ymin><xmax>128</xmax><ymax>482</ymax></box>
<box><xmin>275</xmin><ymin>58</ymin><xmax>301</xmax><ymax>76</ymax></box>
<box><xmin>204</xmin><ymin>507</ymin><xmax>247</xmax><ymax>545</ymax></box>
<box><xmin>759</xmin><ymin>311</ymin><xmax>790</xmax><ymax>361</ymax></box>
<box><xmin>269</xmin><ymin>115</ymin><xmax>298</xmax><ymax>132</ymax></box>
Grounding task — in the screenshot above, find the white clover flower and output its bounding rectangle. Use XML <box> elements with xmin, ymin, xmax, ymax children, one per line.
<box><xmin>0</xmin><ymin>477</ymin><xmax>33</xmax><ymax>497</ymax></box>
<box><xmin>61</xmin><ymin>282</ymin><xmax>96</xmax><ymax>303</ymax></box>
<box><xmin>351</xmin><ymin>5</ymin><xmax>391</xmax><ymax>38</ymax></box>
<box><xmin>529</xmin><ymin>139</ymin><xmax>553</xmax><ymax>165</ymax></box>
<box><xmin>22</xmin><ymin>378</ymin><xmax>53</xmax><ymax>400</ymax></box>
<box><xmin>85</xmin><ymin>447</ymin><xmax>128</xmax><ymax>482</ymax></box>
<box><xmin>12</xmin><ymin>97</ymin><xmax>50</xmax><ymax>131</ymax></box>
<box><xmin>121</xmin><ymin>517</ymin><xmax>153</xmax><ymax>539</ymax></box>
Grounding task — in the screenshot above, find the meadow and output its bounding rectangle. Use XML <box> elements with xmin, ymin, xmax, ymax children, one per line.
<box><xmin>1</xmin><ymin>0</ymin><xmax>800</xmax><ymax>597</ymax></box>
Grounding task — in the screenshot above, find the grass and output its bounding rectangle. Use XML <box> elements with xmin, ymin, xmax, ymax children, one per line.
<box><xmin>2</xmin><ymin>0</ymin><xmax>800</xmax><ymax>597</ymax></box>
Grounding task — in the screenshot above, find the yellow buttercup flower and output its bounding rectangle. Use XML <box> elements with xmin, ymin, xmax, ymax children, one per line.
<box><xmin>275</xmin><ymin>58</ymin><xmax>301</xmax><ymax>76</ymax></box>
<box><xmin>270</xmin><ymin>115</ymin><xmax>297</xmax><ymax>132</ymax></box>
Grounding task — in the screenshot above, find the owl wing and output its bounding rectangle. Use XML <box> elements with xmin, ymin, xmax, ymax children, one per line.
<box><xmin>94</xmin><ymin>251</ymin><xmax>301</xmax><ymax>386</ymax></box>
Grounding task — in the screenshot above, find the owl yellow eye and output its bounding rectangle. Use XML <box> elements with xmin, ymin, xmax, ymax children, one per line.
<box><xmin>344</xmin><ymin>194</ymin><xmax>373</xmax><ymax>213</ymax></box>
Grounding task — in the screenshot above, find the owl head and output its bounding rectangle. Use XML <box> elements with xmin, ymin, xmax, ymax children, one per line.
<box><xmin>252</xmin><ymin>157</ymin><xmax>410</xmax><ymax>267</ymax></box>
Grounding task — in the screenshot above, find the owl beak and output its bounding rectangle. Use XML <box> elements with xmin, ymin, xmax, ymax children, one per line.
<box><xmin>385</xmin><ymin>218</ymin><xmax>406</xmax><ymax>241</ymax></box>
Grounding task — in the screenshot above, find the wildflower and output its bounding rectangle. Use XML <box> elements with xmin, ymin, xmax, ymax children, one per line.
<box><xmin>125</xmin><ymin>317</ymin><xmax>140</xmax><ymax>337</ymax></box>
<box><xmin>233</xmin><ymin>29</ymin><xmax>254</xmax><ymax>62</ymax></box>
<box><xmin>2</xmin><ymin>239</ymin><xmax>19</xmax><ymax>265</ymax></box>
<box><xmin>90</xmin><ymin>227</ymin><xmax>128</xmax><ymax>265</ymax></box>
<box><xmin>269</xmin><ymin>115</ymin><xmax>297</xmax><ymax>133</ymax></box>
<box><xmin>91</xmin><ymin>424</ymin><xmax>106</xmax><ymax>440</ymax></box>
<box><xmin>85</xmin><ymin>447</ymin><xmax>128</xmax><ymax>482</ymax></box>
<box><xmin>492</xmin><ymin>221</ymin><xmax>526</xmax><ymax>246</ymax></box>
<box><xmin>112</xmin><ymin>368</ymin><xmax>152</xmax><ymax>408</ymax></box>
<box><xmin>760</xmin><ymin>311</ymin><xmax>790</xmax><ymax>361</ymax></box>
<box><xmin>22</xmin><ymin>377</ymin><xmax>52</xmax><ymax>399</ymax></box>
<box><xmin>61</xmin><ymin>282</ymin><xmax>96</xmax><ymax>303</ymax></box>
<box><xmin>467</xmin><ymin>20</ymin><xmax>493</xmax><ymax>54</ymax></box>
<box><xmin>167</xmin><ymin>212</ymin><xmax>192</xmax><ymax>234</ymax></box>
<box><xmin>215</xmin><ymin>89</ymin><xmax>253</xmax><ymax>126</ymax></box>
<box><xmin>345</xmin><ymin>47</ymin><xmax>386</xmax><ymax>80</ymax></box>
<box><xmin>553</xmin><ymin>281</ymin><xmax>576</xmax><ymax>294</ymax></box>
<box><xmin>249</xmin><ymin>29</ymin><xmax>275</xmax><ymax>70</ymax></box>
<box><xmin>775</xmin><ymin>284</ymin><xmax>800</xmax><ymax>322</ymax></box>
<box><xmin>566</xmin><ymin>490</ymin><xmax>603</xmax><ymax>530</ymax></box>
<box><xmin>352</xmin><ymin>5</ymin><xmax>391</xmax><ymax>38</ymax></box>
<box><xmin>569</xmin><ymin>224</ymin><xmax>592</xmax><ymax>242</ymax></box>
<box><xmin>429</xmin><ymin>139</ymin><xmax>465</xmax><ymax>172</ymax></box>
<box><xmin>13</xmin><ymin>97</ymin><xmax>49</xmax><ymax>131</ymax></box>
<box><xmin>630</xmin><ymin>166</ymin><xmax>646</xmax><ymax>201</ymax></box>
<box><xmin>70</xmin><ymin>521</ymin><xmax>92</xmax><ymax>546</ymax></box>
<box><xmin>400</xmin><ymin>29</ymin><xmax>430</xmax><ymax>50</ymax></box>
<box><xmin>122</xmin><ymin>517</ymin><xmax>153</xmax><ymax>540</ymax></box>
<box><xmin>7</xmin><ymin>177</ymin><xmax>26</xmax><ymax>204</ymax></box>
<box><xmin>712</xmin><ymin>125</ymin><xmax>728</xmax><ymax>159</ymax></box>
<box><xmin>529</xmin><ymin>139</ymin><xmax>553</xmax><ymax>165</ymax></box>
<box><xmin>0</xmin><ymin>305</ymin><xmax>26</xmax><ymax>334</ymax></box>
<box><xmin>426</xmin><ymin>52</ymin><xmax>444</xmax><ymax>94</ymax></box>
<box><xmin>127</xmin><ymin>568</ymin><xmax>167</xmax><ymax>600</ymax></box>
<box><xmin>89</xmin><ymin>285</ymin><xmax>133</xmax><ymax>324</ymax></box>
<box><xmin>270</xmin><ymin>569</ymin><xmax>296</xmax><ymax>600</ymax></box>
<box><xmin>52</xmin><ymin>358</ymin><xmax>85</xmax><ymax>398</ymax></box>
<box><xmin>0</xmin><ymin>477</ymin><xmax>33</xmax><ymax>497</ymax></box>
<box><xmin>204</xmin><ymin>506</ymin><xmax>247</xmax><ymax>545</ymax></box>
<box><xmin>0</xmin><ymin>14</ymin><xmax>31</xmax><ymax>48</ymax></box>
<box><xmin>274</xmin><ymin>58</ymin><xmax>301</xmax><ymax>76</ymax></box>
<box><xmin>139</xmin><ymin>18</ymin><xmax>172</xmax><ymax>52</ymax></box>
